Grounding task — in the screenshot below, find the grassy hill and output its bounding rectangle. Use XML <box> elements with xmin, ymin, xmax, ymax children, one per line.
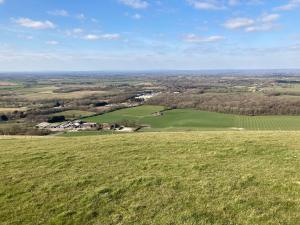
<box><xmin>85</xmin><ymin>105</ymin><xmax>300</xmax><ymax>131</ymax></box>
<box><xmin>0</xmin><ymin>132</ymin><xmax>299</xmax><ymax>225</ymax></box>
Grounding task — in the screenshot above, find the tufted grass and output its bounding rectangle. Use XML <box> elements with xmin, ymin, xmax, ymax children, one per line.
<box><xmin>0</xmin><ymin>131</ymin><xmax>299</xmax><ymax>225</ymax></box>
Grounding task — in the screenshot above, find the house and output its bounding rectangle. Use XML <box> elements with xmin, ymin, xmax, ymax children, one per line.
<box><xmin>135</xmin><ymin>92</ymin><xmax>159</xmax><ymax>101</ymax></box>
<box><xmin>37</xmin><ymin>120</ymin><xmax>98</xmax><ymax>132</ymax></box>
<box><xmin>101</xmin><ymin>123</ymin><xmax>112</xmax><ymax>130</ymax></box>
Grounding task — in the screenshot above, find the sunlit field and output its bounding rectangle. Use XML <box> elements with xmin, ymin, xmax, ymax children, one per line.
<box><xmin>85</xmin><ymin>106</ymin><xmax>300</xmax><ymax>131</ymax></box>
<box><xmin>0</xmin><ymin>132</ymin><xmax>299</xmax><ymax>225</ymax></box>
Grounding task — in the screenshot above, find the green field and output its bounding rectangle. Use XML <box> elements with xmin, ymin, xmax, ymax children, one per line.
<box><xmin>86</xmin><ymin>105</ymin><xmax>164</xmax><ymax>124</ymax></box>
<box><xmin>0</xmin><ymin>132</ymin><xmax>299</xmax><ymax>225</ymax></box>
<box><xmin>51</xmin><ymin>110</ymin><xmax>96</xmax><ymax>120</ymax></box>
<box><xmin>85</xmin><ymin>105</ymin><xmax>300</xmax><ymax>131</ymax></box>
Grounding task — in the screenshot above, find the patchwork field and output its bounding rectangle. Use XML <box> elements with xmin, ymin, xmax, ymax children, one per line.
<box><xmin>22</xmin><ymin>89</ymin><xmax>107</xmax><ymax>100</ymax></box>
<box><xmin>0</xmin><ymin>81</ymin><xmax>18</xmax><ymax>86</ymax></box>
<box><xmin>85</xmin><ymin>105</ymin><xmax>300</xmax><ymax>131</ymax></box>
<box><xmin>0</xmin><ymin>85</ymin><xmax>108</xmax><ymax>101</ymax></box>
<box><xmin>0</xmin><ymin>132</ymin><xmax>299</xmax><ymax>225</ymax></box>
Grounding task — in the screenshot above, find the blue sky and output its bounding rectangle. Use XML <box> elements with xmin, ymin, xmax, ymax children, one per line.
<box><xmin>0</xmin><ymin>0</ymin><xmax>300</xmax><ymax>71</ymax></box>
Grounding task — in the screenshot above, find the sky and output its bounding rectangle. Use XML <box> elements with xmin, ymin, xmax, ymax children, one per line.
<box><xmin>0</xmin><ymin>0</ymin><xmax>300</xmax><ymax>71</ymax></box>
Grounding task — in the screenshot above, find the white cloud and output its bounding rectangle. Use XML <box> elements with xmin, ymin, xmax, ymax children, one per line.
<box><xmin>224</xmin><ymin>18</ymin><xmax>255</xmax><ymax>29</ymax></box>
<box><xmin>83</xmin><ymin>34</ymin><xmax>121</xmax><ymax>41</ymax></box>
<box><xmin>275</xmin><ymin>0</ymin><xmax>300</xmax><ymax>11</ymax></box>
<box><xmin>228</xmin><ymin>0</ymin><xmax>239</xmax><ymax>6</ymax></box>
<box><xmin>245</xmin><ymin>24</ymin><xmax>276</xmax><ymax>32</ymax></box>
<box><xmin>14</xmin><ymin>18</ymin><xmax>55</xmax><ymax>29</ymax></box>
<box><xmin>183</xmin><ymin>34</ymin><xmax>225</xmax><ymax>43</ymax></box>
<box><xmin>187</xmin><ymin>0</ymin><xmax>225</xmax><ymax>10</ymax></box>
<box><xmin>0</xmin><ymin>0</ymin><xmax>4</xmax><ymax>4</ymax></box>
<box><xmin>188</xmin><ymin>0</ymin><xmax>264</xmax><ymax>9</ymax></box>
<box><xmin>48</xmin><ymin>9</ymin><xmax>69</xmax><ymax>17</ymax></box>
<box><xmin>46</xmin><ymin>40</ymin><xmax>59</xmax><ymax>45</ymax></box>
<box><xmin>224</xmin><ymin>13</ymin><xmax>280</xmax><ymax>32</ymax></box>
<box><xmin>260</xmin><ymin>13</ymin><xmax>280</xmax><ymax>23</ymax></box>
<box><xmin>119</xmin><ymin>0</ymin><xmax>149</xmax><ymax>9</ymax></box>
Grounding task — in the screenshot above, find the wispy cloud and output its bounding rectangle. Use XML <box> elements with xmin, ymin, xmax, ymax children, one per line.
<box><xmin>229</xmin><ymin>0</ymin><xmax>265</xmax><ymax>6</ymax></box>
<box><xmin>18</xmin><ymin>35</ymin><xmax>34</xmax><ymax>40</ymax></box>
<box><xmin>48</xmin><ymin>9</ymin><xmax>69</xmax><ymax>17</ymax></box>
<box><xmin>46</xmin><ymin>40</ymin><xmax>59</xmax><ymax>45</ymax></box>
<box><xmin>132</xmin><ymin>13</ymin><xmax>142</xmax><ymax>19</ymax></box>
<box><xmin>187</xmin><ymin>0</ymin><xmax>225</xmax><ymax>10</ymax></box>
<box><xmin>275</xmin><ymin>0</ymin><xmax>300</xmax><ymax>11</ymax></box>
<box><xmin>83</xmin><ymin>34</ymin><xmax>121</xmax><ymax>41</ymax></box>
<box><xmin>119</xmin><ymin>0</ymin><xmax>149</xmax><ymax>9</ymax></box>
<box><xmin>125</xmin><ymin>12</ymin><xmax>143</xmax><ymax>20</ymax></box>
<box><xmin>260</xmin><ymin>13</ymin><xmax>280</xmax><ymax>23</ymax></box>
<box><xmin>224</xmin><ymin>13</ymin><xmax>280</xmax><ymax>32</ymax></box>
<box><xmin>76</xmin><ymin>13</ymin><xmax>86</xmax><ymax>20</ymax></box>
<box><xmin>73</xmin><ymin>28</ymin><xmax>83</xmax><ymax>33</ymax></box>
<box><xmin>13</xmin><ymin>18</ymin><xmax>56</xmax><ymax>29</ymax></box>
<box><xmin>224</xmin><ymin>18</ymin><xmax>255</xmax><ymax>29</ymax></box>
<box><xmin>228</xmin><ymin>0</ymin><xmax>239</xmax><ymax>6</ymax></box>
<box><xmin>183</xmin><ymin>34</ymin><xmax>225</xmax><ymax>43</ymax></box>
<box><xmin>245</xmin><ymin>24</ymin><xmax>277</xmax><ymax>32</ymax></box>
<box><xmin>188</xmin><ymin>0</ymin><xmax>265</xmax><ymax>10</ymax></box>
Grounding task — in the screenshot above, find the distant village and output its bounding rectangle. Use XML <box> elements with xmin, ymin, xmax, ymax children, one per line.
<box><xmin>36</xmin><ymin>92</ymin><xmax>160</xmax><ymax>133</ymax></box>
<box><xmin>36</xmin><ymin>120</ymin><xmax>136</xmax><ymax>132</ymax></box>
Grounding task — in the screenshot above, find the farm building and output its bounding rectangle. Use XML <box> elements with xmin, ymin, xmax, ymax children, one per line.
<box><xmin>37</xmin><ymin>120</ymin><xmax>98</xmax><ymax>132</ymax></box>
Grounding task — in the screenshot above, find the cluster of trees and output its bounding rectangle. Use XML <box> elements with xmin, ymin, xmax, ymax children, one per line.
<box><xmin>116</xmin><ymin>119</ymin><xmax>141</xmax><ymax>128</ymax></box>
<box><xmin>0</xmin><ymin>114</ymin><xmax>8</xmax><ymax>121</ymax></box>
<box><xmin>0</xmin><ymin>111</ymin><xmax>26</xmax><ymax>122</ymax></box>
<box><xmin>148</xmin><ymin>93</ymin><xmax>300</xmax><ymax>115</ymax></box>
<box><xmin>0</xmin><ymin>125</ymin><xmax>51</xmax><ymax>136</ymax></box>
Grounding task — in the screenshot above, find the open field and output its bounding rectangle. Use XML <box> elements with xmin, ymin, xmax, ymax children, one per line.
<box><xmin>85</xmin><ymin>105</ymin><xmax>300</xmax><ymax>131</ymax></box>
<box><xmin>0</xmin><ymin>132</ymin><xmax>299</xmax><ymax>225</ymax></box>
<box><xmin>85</xmin><ymin>105</ymin><xmax>165</xmax><ymax>124</ymax></box>
<box><xmin>1</xmin><ymin>74</ymin><xmax>300</xmax><ymax>134</ymax></box>
<box><xmin>0</xmin><ymin>85</ymin><xmax>109</xmax><ymax>101</ymax></box>
<box><xmin>21</xmin><ymin>89</ymin><xmax>107</xmax><ymax>101</ymax></box>
<box><xmin>0</xmin><ymin>81</ymin><xmax>18</xmax><ymax>86</ymax></box>
<box><xmin>0</xmin><ymin>107</ymin><xmax>27</xmax><ymax>113</ymax></box>
<box><xmin>51</xmin><ymin>110</ymin><xmax>96</xmax><ymax>120</ymax></box>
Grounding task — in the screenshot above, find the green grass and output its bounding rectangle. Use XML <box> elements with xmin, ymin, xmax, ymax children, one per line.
<box><xmin>59</xmin><ymin>131</ymin><xmax>115</xmax><ymax>137</ymax></box>
<box><xmin>51</xmin><ymin>110</ymin><xmax>96</xmax><ymax>120</ymax></box>
<box><xmin>85</xmin><ymin>105</ymin><xmax>164</xmax><ymax>124</ymax></box>
<box><xmin>85</xmin><ymin>105</ymin><xmax>300</xmax><ymax>131</ymax></box>
<box><xmin>0</xmin><ymin>132</ymin><xmax>299</xmax><ymax>225</ymax></box>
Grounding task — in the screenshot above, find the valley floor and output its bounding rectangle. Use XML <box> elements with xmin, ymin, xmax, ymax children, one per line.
<box><xmin>85</xmin><ymin>105</ymin><xmax>300</xmax><ymax>131</ymax></box>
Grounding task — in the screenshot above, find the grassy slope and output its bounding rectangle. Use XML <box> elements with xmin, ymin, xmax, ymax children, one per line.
<box><xmin>51</xmin><ymin>110</ymin><xmax>96</xmax><ymax>120</ymax></box>
<box><xmin>0</xmin><ymin>132</ymin><xmax>299</xmax><ymax>225</ymax></box>
<box><xmin>85</xmin><ymin>105</ymin><xmax>164</xmax><ymax>124</ymax></box>
<box><xmin>85</xmin><ymin>106</ymin><xmax>300</xmax><ymax>131</ymax></box>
